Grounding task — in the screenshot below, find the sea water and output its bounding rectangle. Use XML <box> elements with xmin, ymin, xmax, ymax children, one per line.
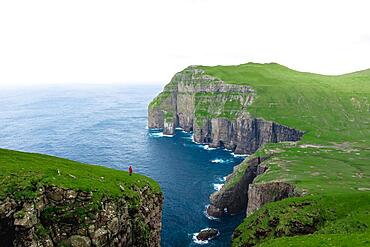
<box><xmin>0</xmin><ymin>84</ymin><xmax>245</xmax><ymax>247</ymax></box>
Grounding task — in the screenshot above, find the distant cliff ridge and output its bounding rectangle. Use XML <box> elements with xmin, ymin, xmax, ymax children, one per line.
<box><xmin>148</xmin><ymin>66</ymin><xmax>303</xmax><ymax>154</ymax></box>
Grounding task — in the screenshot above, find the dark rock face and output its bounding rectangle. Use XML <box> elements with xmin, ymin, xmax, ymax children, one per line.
<box><xmin>246</xmin><ymin>182</ymin><xmax>296</xmax><ymax>215</ymax></box>
<box><xmin>207</xmin><ymin>154</ymin><xmax>300</xmax><ymax>218</ymax></box>
<box><xmin>148</xmin><ymin>67</ymin><xmax>303</xmax><ymax>154</ymax></box>
<box><xmin>0</xmin><ymin>186</ymin><xmax>163</xmax><ymax>247</ymax></box>
<box><xmin>196</xmin><ymin>228</ymin><xmax>219</xmax><ymax>241</ymax></box>
<box><xmin>207</xmin><ymin>156</ymin><xmax>269</xmax><ymax>217</ymax></box>
<box><xmin>206</xmin><ymin>205</ymin><xmax>224</xmax><ymax>218</ymax></box>
<box><xmin>194</xmin><ymin>115</ymin><xmax>303</xmax><ymax>154</ymax></box>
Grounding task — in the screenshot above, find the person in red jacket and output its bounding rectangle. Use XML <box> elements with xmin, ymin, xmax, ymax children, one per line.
<box><xmin>129</xmin><ymin>165</ymin><xmax>133</xmax><ymax>176</ymax></box>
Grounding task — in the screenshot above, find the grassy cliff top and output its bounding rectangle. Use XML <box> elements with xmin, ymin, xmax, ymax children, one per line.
<box><xmin>198</xmin><ymin>63</ymin><xmax>370</xmax><ymax>245</ymax></box>
<box><xmin>200</xmin><ymin>63</ymin><xmax>369</xmax><ymax>194</ymax></box>
<box><xmin>200</xmin><ymin>62</ymin><xmax>369</xmax><ymax>144</ymax></box>
<box><xmin>0</xmin><ymin>149</ymin><xmax>161</xmax><ymax>205</ymax></box>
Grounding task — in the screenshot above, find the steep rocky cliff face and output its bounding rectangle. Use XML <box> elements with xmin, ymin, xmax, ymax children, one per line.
<box><xmin>0</xmin><ymin>186</ymin><xmax>162</xmax><ymax>247</ymax></box>
<box><xmin>207</xmin><ymin>154</ymin><xmax>300</xmax><ymax>218</ymax></box>
<box><xmin>207</xmin><ymin>156</ymin><xmax>268</xmax><ymax>217</ymax></box>
<box><xmin>246</xmin><ymin>182</ymin><xmax>296</xmax><ymax>215</ymax></box>
<box><xmin>148</xmin><ymin>66</ymin><xmax>303</xmax><ymax>154</ymax></box>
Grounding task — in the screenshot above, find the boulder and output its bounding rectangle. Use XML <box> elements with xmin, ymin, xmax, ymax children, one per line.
<box><xmin>196</xmin><ymin>228</ymin><xmax>219</xmax><ymax>241</ymax></box>
<box><xmin>206</xmin><ymin>204</ymin><xmax>224</xmax><ymax>218</ymax></box>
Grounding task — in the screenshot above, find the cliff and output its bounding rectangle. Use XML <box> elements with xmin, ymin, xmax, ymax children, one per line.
<box><xmin>148</xmin><ymin>66</ymin><xmax>303</xmax><ymax>154</ymax></box>
<box><xmin>0</xmin><ymin>149</ymin><xmax>162</xmax><ymax>247</ymax></box>
<box><xmin>149</xmin><ymin>62</ymin><xmax>370</xmax><ymax>246</ymax></box>
<box><xmin>148</xmin><ymin>66</ymin><xmax>303</xmax><ymax>218</ymax></box>
<box><xmin>207</xmin><ymin>155</ymin><xmax>269</xmax><ymax>217</ymax></box>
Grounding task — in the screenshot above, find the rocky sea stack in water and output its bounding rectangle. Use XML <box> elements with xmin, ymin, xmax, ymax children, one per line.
<box><xmin>195</xmin><ymin>228</ymin><xmax>219</xmax><ymax>241</ymax></box>
<box><xmin>0</xmin><ymin>149</ymin><xmax>163</xmax><ymax>247</ymax></box>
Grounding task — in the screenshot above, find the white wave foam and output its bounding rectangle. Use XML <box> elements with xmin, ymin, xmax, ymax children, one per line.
<box><xmin>149</xmin><ymin>132</ymin><xmax>174</xmax><ymax>138</ymax></box>
<box><xmin>203</xmin><ymin>205</ymin><xmax>219</xmax><ymax>221</ymax></box>
<box><xmin>231</xmin><ymin>152</ymin><xmax>248</xmax><ymax>158</ymax></box>
<box><xmin>211</xmin><ymin>159</ymin><xmax>223</xmax><ymax>164</ymax></box>
<box><xmin>149</xmin><ymin>132</ymin><xmax>163</xmax><ymax>137</ymax></box>
<box><xmin>203</xmin><ymin>145</ymin><xmax>216</xmax><ymax>151</ymax></box>
<box><xmin>213</xmin><ymin>183</ymin><xmax>223</xmax><ymax>191</ymax></box>
<box><xmin>192</xmin><ymin>233</ymin><xmax>208</xmax><ymax>245</ymax></box>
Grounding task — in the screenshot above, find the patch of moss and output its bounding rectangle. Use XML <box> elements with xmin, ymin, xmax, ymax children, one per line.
<box><xmin>35</xmin><ymin>223</ymin><xmax>50</xmax><ymax>238</ymax></box>
<box><xmin>149</xmin><ymin>91</ymin><xmax>171</xmax><ymax>109</ymax></box>
<box><xmin>14</xmin><ymin>210</ymin><xmax>25</xmax><ymax>219</ymax></box>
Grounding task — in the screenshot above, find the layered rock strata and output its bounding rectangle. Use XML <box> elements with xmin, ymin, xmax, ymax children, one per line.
<box><xmin>148</xmin><ymin>66</ymin><xmax>303</xmax><ymax>154</ymax></box>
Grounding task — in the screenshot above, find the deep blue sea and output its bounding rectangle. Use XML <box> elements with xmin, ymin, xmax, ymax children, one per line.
<box><xmin>0</xmin><ymin>84</ymin><xmax>245</xmax><ymax>247</ymax></box>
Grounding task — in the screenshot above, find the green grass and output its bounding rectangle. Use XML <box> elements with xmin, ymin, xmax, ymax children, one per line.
<box><xmin>149</xmin><ymin>91</ymin><xmax>171</xmax><ymax>109</ymax></box>
<box><xmin>258</xmin><ymin>233</ymin><xmax>370</xmax><ymax>247</ymax></box>
<box><xmin>197</xmin><ymin>62</ymin><xmax>370</xmax><ymax>245</ymax></box>
<box><xmin>200</xmin><ymin>62</ymin><xmax>369</xmax><ymax>193</ymax></box>
<box><xmin>0</xmin><ymin>149</ymin><xmax>161</xmax><ymax>208</ymax></box>
<box><xmin>232</xmin><ymin>193</ymin><xmax>370</xmax><ymax>247</ymax></box>
<box><xmin>200</xmin><ymin>63</ymin><xmax>369</xmax><ymax>144</ymax></box>
<box><xmin>194</xmin><ymin>92</ymin><xmax>250</xmax><ymax>124</ymax></box>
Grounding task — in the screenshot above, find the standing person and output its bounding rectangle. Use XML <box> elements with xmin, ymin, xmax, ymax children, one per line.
<box><xmin>129</xmin><ymin>165</ymin><xmax>133</xmax><ymax>176</ymax></box>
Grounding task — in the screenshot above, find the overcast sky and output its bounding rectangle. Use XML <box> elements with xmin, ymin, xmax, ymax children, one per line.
<box><xmin>0</xmin><ymin>0</ymin><xmax>369</xmax><ymax>86</ymax></box>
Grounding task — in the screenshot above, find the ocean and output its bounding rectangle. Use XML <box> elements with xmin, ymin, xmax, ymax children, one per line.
<box><xmin>0</xmin><ymin>84</ymin><xmax>245</xmax><ymax>247</ymax></box>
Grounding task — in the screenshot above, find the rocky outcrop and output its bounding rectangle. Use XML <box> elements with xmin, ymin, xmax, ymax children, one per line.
<box><xmin>207</xmin><ymin>156</ymin><xmax>269</xmax><ymax>217</ymax></box>
<box><xmin>195</xmin><ymin>228</ymin><xmax>219</xmax><ymax>241</ymax></box>
<box><xmin>246</xmin><ymin>182</ymin><xmax>297</xmax><ymax>215</ymax></box>
<box><xmin>0</xmin><ymin>186</ymin><xmax>162</xmax><ymax>247</ymax></box>
<box><xmin>148</xmin><ymin>66</ymin><xmax>303</xmax><ymax>154</ymax></box>
<box><xmin>207</xmin><ymin>154</ymin><xmax>300</xmax><ymax>218</ymax></box>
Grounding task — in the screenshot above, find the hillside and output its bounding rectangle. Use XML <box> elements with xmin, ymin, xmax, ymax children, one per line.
<box><xmin>0</xmin><ymin>148</ymin><xmax>162</xmax><ymax>246</ymax></box>
<box><xmin>148</xmin><ymin>63</ymin><xmax>370</xmax><ymax>246</ymax></box>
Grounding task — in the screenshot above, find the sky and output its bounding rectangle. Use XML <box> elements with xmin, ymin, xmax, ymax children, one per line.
<box><xmin>0</xmin><ymin>0</ymin><xmax>369</xmax><ymax>86</ymax></box>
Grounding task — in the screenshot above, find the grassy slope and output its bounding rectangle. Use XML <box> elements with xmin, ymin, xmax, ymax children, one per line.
<box><xmin>199</xmin><ymin>63</ymin><xmax>370</xmax><ymax>246</ymax></box>
<box><xmin>0</xmin><ymin>149</ymin><xmax>161</xmax><ymax>207</ymax></box>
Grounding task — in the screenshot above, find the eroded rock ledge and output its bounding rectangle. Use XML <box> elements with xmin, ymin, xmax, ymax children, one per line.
<box><xmin>207</xmin><ymin>156</ymin><xmax>268</xmax><ymax>217</ymax></box>
<box><xmin>207</xmin><ymin>154</ymin><xmax>300</xmax><ymax>218</ymax></box>
<box><xmin>0</xmin><ymin>186</ymin><xmax>162</xmax><ymax>247</ymax></box>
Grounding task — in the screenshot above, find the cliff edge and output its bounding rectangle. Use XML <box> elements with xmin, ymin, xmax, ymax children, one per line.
<box><xmin>0</xmin><ymin>149</ymin><xmax>163</xmax><ymax>247</ymax></box>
